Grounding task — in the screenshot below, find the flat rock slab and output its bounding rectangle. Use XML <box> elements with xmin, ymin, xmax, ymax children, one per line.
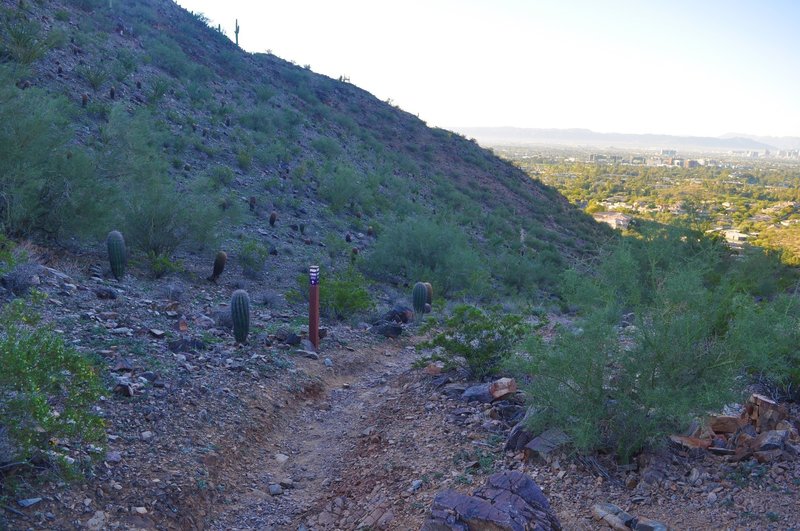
<box><xmin>462</xmin><ymin>383</ymin><xmax>493</xmax><ymax>404</ymax></box>
<box><xmin>593</xmin><ymin>502</ymin><xmax>637</xmax><ymax>530</ymax></box>
<box><xmin>753</xmin><ymin>429</ymin><xmax>788</xmax><ymax>452</ymax></box>
<box><xmin>524</xmin><ymin>428</ymin><xmax>571</xmax><ymax>461</ymax></box>
<box><xmin>422</xmin><ymin>470</ymin><xmax>561</xmax><ymax>531</ymax></box>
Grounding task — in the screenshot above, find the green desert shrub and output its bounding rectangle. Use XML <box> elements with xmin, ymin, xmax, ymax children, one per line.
<box><xmin>513</xmin><ymin>275</ymin><xmax>743</xmax><ymax>463</ymax></box>
<box><xmin>319</xmin><ymin>267</ymin><xmax>373</xmax><ymax>320</ymax></box>
<box><xmin>0</xmin><ymin>66</ymin><xmax>107</xmax><ymax>238</ymax></box>
<box><xmin>255</xmin><ymin>85</ymin><xmax>275</xmax><ymax>103</ymax></box>
<box><xmin>318</xmin><ymin>165</ymin><xmax>378</xmax><ymax>214</ymax></box>
<box><xmin>311</xmin><ymin>136</ymin><xmax>341</xmax><ymax>159</ymax></box>
<box><xmin>0</xmin><ymin>13</ymin><xmax>48</xmax><ymax>65</ymax></box>
<box><xmin>103</xmin><ymin>107</ymin><xmax>224</xmax><ymax>255</ymax></box>
<box><xmin>236</xmin><ymin>147</ymin><xmax>253</xmax><ymax>170</ymax></box>
<box><xmin>364</xmin><ymin>216</ymin><xmax>486</xmax><ymax>296</ymax></box>
<box><xmin>238</xmin><ymin>238</ymin><xmax>269</xmax><ymax>278</ymax></box>
<box><xmin>238</xmin><ymin>108</ymin><xmax>276</xmax><ymax>134</ymax></box>
<box><xmin>77</xmin><ymin>64</ymin><xmax>108</xmax><ymax>91</ymax></box>
<box><xmin>206</xmin><ymin>165</ymin><xmax>235</xmax><ymax>189</ymax></box>
<box><xmin>120</xmin><ymin>177</ymin><xmax>221</xmax><ymax>255</ymax></box>
<box><xmin>725</xmin><ymin>294</ymin><xmax>800</xmax><ymax>396</ymax></box>
<box><xmin>145</xmin><ymin>251</ymin><xmax>184</xmax><ymax>279</ymax></box>
<box><xmin>147</xmin><ymin>76</ymin><xmax>170</xmax><ymax>105</ymax></box>
<box><xmin>492</xmin><ymin>248</ymin><xmax>563</xmax><ymax>296</ymax></box>
<box><xmin>286</xmin><ymin>267</ymin><xmax>373</xmax><ymax>321</ymax></box>
<box><xmin>0</xmin><ymin>233</ymin><xmax>15</xmax><ymax>274</ymax></box>
<box><xmin>0</xmin><ymin>298</ymin><xmax>105</xmax><ymax>466</ymax></box>
<box><xmin>508</xmin><ymin>228</ymin><xmax>800</xmax><ymax>462</ymax></box>
<box><xmin>113</xmin><ymin>49</ymin><xmax>138</xmax><ymax>81</ymax></box>
<box><xmin>146</xmin><ymin>35</ymin><xmax>192</xmax><ymax>78</ymax></box>
<box><xmin>420</xmin><ymin>305</ymin><xmax>528</xmax><ymax>379</ymax></box>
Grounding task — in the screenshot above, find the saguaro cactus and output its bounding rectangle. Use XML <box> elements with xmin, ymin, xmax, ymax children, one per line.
<box><xmin>231</xmin><ymin>289</ymin><xmax>250</xmax><ymax>343</ymax></box>
<box><xmin>208</xmin><ymin>251</ymin><xmax>227</xmax><ymax>282</ymax></box>
<box><xmin>106</xmin><ymin>230</ymin><xmax>126</xmax><ymax>280</ymax></box>
<box><xmin>412</xmin><ymin>282</ymin><xmax>427</xmax><ymax>316</ymax></box>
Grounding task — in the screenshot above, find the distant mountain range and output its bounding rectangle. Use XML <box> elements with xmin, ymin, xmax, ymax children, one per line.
<box><xmin>453</xmin><ymin>127</ymin><xmax>800</xmax><ymax>152</ymax></box>
<box><xmin>720</xmin><ymin>133</ymin><xmax>800</xmax><ymax>151</ymax></box>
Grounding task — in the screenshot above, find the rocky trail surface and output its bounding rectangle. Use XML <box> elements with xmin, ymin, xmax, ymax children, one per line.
<box><xmin>204</xmin><ymin>342</ymin><xmax>425</xmax><ymax>530</ymax></box>
<box><xmin>3</xmin><ymin>252</ymin><xmax>800</xmax><ymax>530</ymax></box>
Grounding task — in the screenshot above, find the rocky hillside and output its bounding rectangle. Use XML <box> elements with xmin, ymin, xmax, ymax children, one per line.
<box><xmin>1</xmin><ymin>0</ymin><xmax>607</xmax><ymax>299</ymax></box>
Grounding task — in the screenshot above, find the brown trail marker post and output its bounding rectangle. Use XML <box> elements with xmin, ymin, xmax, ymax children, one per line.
<box><xmin>309</xmin><ymin>265</ymin><xmax>320</xmax><ymax>349</ymax></box>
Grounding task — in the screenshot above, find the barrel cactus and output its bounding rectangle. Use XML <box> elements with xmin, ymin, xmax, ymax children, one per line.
<box><xmin>106</xmin><ymin>230</ymin><xmax>127</xmax><ymax>281</ymax></box>
<box><xmin>423</xmin><ymin>282</ymin><xmax>433</xmax><ymax>306</ymax></box>
<box><xmin>412</xmin><ymin>282</ymin><xmax>427</xmax><ymax>316</ymax></box>
<box><xmin>208</xmin><ymin>251</ymin><xmax>227</xmax><ymax>282</ymax></box>
<box><xmin>230</xmin><ymin>289</ymin><xmax>250</xmax><ymax>343</ymax></box>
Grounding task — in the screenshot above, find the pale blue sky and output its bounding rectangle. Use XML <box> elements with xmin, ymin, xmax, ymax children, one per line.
<box><xmin>176</xmin><ymin>0</ymin><xmax>800</xmax><ymax>137</ymax></box>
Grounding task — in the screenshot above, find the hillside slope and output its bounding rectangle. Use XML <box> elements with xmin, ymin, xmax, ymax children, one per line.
<box><xmin>1</xmin><ymin>0</ymin><xmax>607</xmax><ymax>298</ymax></box>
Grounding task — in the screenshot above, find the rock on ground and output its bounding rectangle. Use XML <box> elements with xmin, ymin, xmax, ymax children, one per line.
<box><xmin>422</xmin><ymin>470</ymin><xmax>561</xmax><ymax>531</ymax></box>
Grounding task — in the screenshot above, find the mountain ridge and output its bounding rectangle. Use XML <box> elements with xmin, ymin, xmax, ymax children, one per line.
<box><xmin>453</xmin><ymin>126</ymin><xmax>796</xmax><ymax>151</ymax></box>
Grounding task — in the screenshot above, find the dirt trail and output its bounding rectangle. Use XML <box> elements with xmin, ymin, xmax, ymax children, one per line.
<box><xmin>204</xmin><ymin>340</ymin><xmax>434</xmax><ymax>530</ymax></box>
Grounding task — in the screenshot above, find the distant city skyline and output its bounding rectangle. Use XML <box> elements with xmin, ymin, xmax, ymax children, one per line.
<box><xmin>176</xmin><ymin>0</ymin><xmax>800</xmax><ymax>138</ymax></box>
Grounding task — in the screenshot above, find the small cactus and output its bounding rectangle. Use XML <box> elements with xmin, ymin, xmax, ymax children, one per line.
<box><xmin>106</xmin><ymin>230</ymin><xmax>127</xmax><ymax>281</ymax></box>
<box><xmin>109</xmin><ymin>86</ymin><xmax>115</xmax><ymax>99</ymax></box>
<box><xmin>423</xmin><ymin>282</ymin><xmax>433</xmax><ymax>306</ymax></box>
<box><xmin>136</xmin><ymin>79</ymin><xmax>141</xmax><ymax>89</ymax></box>
<box><xmin>208</xmin><ymin>251</ymin><xmax>227</xmax><ymax>282</ymax></box>
<box><xmin>249</xmin><ymin>196</ymin><xmax>256</xmax><ymax>211</ymax></box>
<box><xmin>367</xmin><ymin>226</ymin><xmax>374</xmax><ymax>237</ymax></box>
<box><xmin>230</xmin><ymin>289</ymin><xmax>250</xmax><ymax>343</ymax></box>
<box><xmin>81</xmin><ymin>93</ymin><xmax>88</xmax><ymax>107</ymax></box>
<box><xmin>345</xmin><ymin>233</ymin><xmax>352</xmax><ymax>242</ymax></box>
<box><xmin>269</xmin><ymin>211</ymin><xmax>277</xmax><ymax>227</ymax></box>
<box><xmin>412</xmin><ymin>282</ymin><xmax>427</xmax><ymax>316</ymax></box>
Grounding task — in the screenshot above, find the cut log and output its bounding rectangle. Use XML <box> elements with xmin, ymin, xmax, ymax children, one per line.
<box><xmin>709</xmin><ymin>415</ymin><xmax>744</xmax><ymax>434</ymax></box>
<box><xmin>747</xmin><ymin>393</ymin><xmax>788</xmax><ymax>432</ymax></box>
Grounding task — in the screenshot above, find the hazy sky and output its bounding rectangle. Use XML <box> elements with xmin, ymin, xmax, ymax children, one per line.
<box><xmin>175</xmin><ymin>0</ymin><xmax>800</xmax><ymax>137</ymax></box>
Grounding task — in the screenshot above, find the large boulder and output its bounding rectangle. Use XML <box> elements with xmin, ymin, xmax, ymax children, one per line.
<box><xmin>422</xmin><ymin>470</ymin><xmax>561</xmax><ymax>531</ymax></box>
